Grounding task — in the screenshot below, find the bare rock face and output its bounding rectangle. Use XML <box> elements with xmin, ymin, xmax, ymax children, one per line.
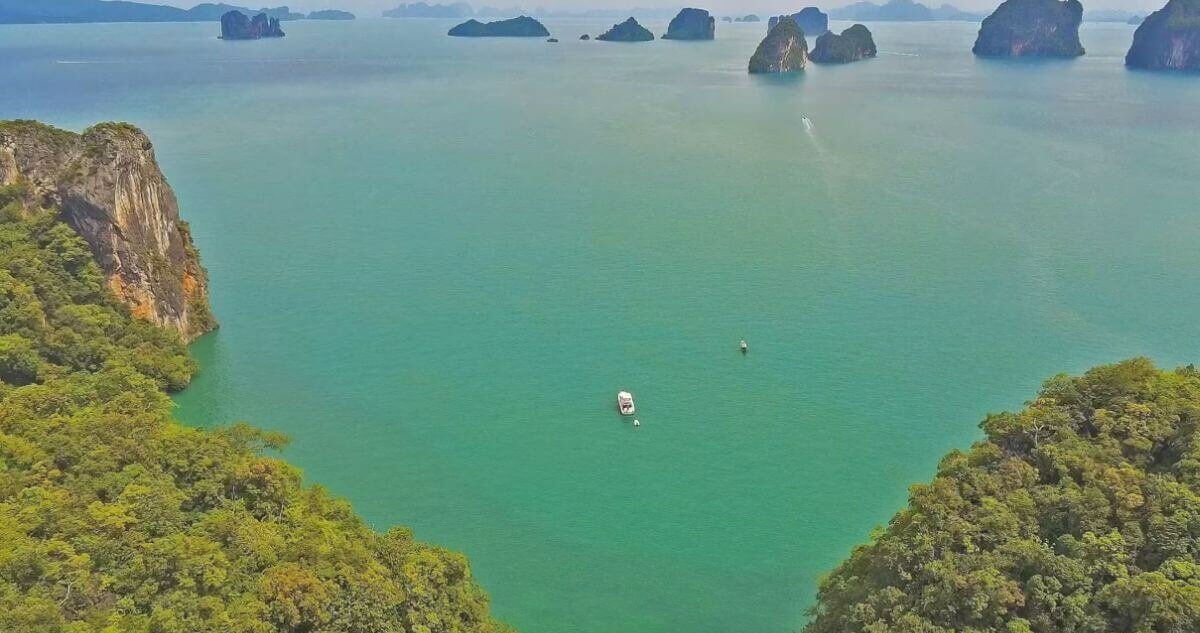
<box><xmin>972</xmin><ymin>0</ymin><xmax>1084</xmax><ymax>57</ymax></box>
<box><xmin>1126</xmin><ymin>0</ymin><xmax>1200</xmax><ymax>70</ymax></box>
<box><xmin>0</xmin><ymin>120</ymin><xmax>216</xmax><ymax>341</ymax></box>
<box><xmin>749</xmin><ymin>16</ymin><xmax>808</xmax><ymax>73</ymax></box>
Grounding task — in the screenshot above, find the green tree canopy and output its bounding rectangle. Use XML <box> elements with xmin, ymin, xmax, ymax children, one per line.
<box><xmin>0</xmin><ymin>193</ymin><xmax>512</xmax><ymax>632</ymax></box>
<box><xmin>806</xmin><ymin>358</ymin><xmax>1200</xmax><ymax>633</ymax></box>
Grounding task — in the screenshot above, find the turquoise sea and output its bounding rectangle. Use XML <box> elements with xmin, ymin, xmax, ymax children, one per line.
<box><xmin>3</xmin><ymin>16</ymin><xmax>1199</xmax><ymax>633</ymax></box>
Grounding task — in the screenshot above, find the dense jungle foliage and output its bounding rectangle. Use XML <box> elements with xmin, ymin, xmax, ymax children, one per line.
<box><xmin>805</xmin><ymin>358</ymin><xmax>1200</xmax><ymax>633</ymax></box>
<box><xmin>0</xmin><ymin>184</ymin><xmax>511</xmax><ymax>633</ymax></box>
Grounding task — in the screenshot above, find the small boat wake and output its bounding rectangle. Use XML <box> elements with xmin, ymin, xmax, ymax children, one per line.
<box><xmin>799</xmin><ymin>115</ymin><xmax>846</xmax><ymax>205</ymax></box>
<box><xmin>801</xmin><ymin>115</ymin><xmax>826</xmax><ymax>157</ymax></box>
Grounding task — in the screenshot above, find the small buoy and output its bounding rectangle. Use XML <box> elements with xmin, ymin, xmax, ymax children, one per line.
<box><xmin>633</xmin><ymin>419</ymin><xmax>641</xmax><ymax>427</ymax></box>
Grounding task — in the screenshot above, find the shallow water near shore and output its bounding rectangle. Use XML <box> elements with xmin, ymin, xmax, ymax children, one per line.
<box><xmin>3</xmin><ymin>17</ymin><xmax>1200</xmax><ymax>633</ymax></box>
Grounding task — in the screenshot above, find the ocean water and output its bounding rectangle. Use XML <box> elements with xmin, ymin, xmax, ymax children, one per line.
<box><xmin>3</xmin><ymin>17</ymin><xmax>1199</xmax><ymax>633</ymax></box>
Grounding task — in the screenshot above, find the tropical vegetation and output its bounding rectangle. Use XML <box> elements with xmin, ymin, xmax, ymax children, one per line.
<box><xmin>0</xmin><ymin>185</ymin><xmax>510</xmax><ymax>632</ymax></box>
<box><xmin>805</xmin><ymin>358</ymin><xmax>1200</xmax><ymax>633</ymax></box>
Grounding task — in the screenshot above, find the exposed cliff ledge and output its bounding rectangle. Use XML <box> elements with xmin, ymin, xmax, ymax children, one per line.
<box><xmin>1126</xmin><ymin>0</ymin><xmax>1200</xmax><ymax>71</ymax></box>
<box><xmin>0</xmin><ymin>120</ymin><xmax>216</xmax><ymax>341</ymax></box>
<box><xmin>749</xmin><ymin>16</ymin><xmax>808</xmax><ymax>73</ymax></box>
<box><xmin>972</xmin><ymin>0</ymin><xmax>1084</xmax><ymax>57</ymax></box>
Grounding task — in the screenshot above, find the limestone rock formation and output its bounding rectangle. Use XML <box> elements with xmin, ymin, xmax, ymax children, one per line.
<box><xmin>307</xmin><ymin>9</ymin><xmax>355</xmax><ymax>20</ymax></box>
<box><xmin>597</xmin><ymin>17</ymin><xmax>655</xmax><ymax>41</ymax></box>
<box><xmin>749</xmin><ymin>16</ymin><xmax>808</xmax><ymax>73</ymax></box>
<box><xmin>663</xmin><ymin>8</ymin><xmax>716</xmax><ymax>40</ymax></box>
<box><xmin>769</xmin><ymin>7</ymin><xmax>829</xmax><ymax>35</ymax></box>
<box><xmin>1125</xmin><ymin>0</ymin><xmax>1200</xmax><ymax>70</ymax></box>
<box><xmin>0</xmin><ymin>120</ymin><xmax>216</xmax><ymax>341</ymax></box>
<box><xmin>220</xmin><ymin>10</ymin><xmax>285</xmax><ymax>39</ymax></box>
<box><xmin>810</xmin><ymin>23</ymin><xmax>878</xmax><ymax>63</ymax></box>
<box><xmin>447</xmin><ymin>15</ymin><xmax>549</xmax><ymax>37</ymax></box>
<box><xmin>972</xmin><ymin>0</ymin><xmax>1085</xmax><ymax>57</ymax></box>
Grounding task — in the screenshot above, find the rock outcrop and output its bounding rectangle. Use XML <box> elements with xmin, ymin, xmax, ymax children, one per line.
<box><xmin>597</xmin><ymin>17</ymin><xmax>655</xmax><ymax>41</ymax></box>
<box><xmin>972</xmin><ymin>0</ymin><xmax>1084</xmax><ymax>57</ymax></box>
<box><xmin>769</xmin><ymin>7</ymin><xmax>829</xmax><ymax>35</ymax></box>
<box><xmin>447</xmin><ymin>15</ymin><xmax>549</xmax><ymax>37</ymax></box>
<box><xmin>220</xmin><ymin>10</ymin><xmax>285</xmax><ymax>39</ymax></box>
<box><xmin>736</xmin><ymin>14</ymin><xmax>762</xmax><ymax>22</ymax></box>
<box><xmin>0</xmin><ymin>120</ymin><xmax>216</xmax><ymax>341</ymax></box>
<box><xmin>1125</xmin><ymin>0</ymin><xmax>1200</xmax><ymax>70</ymax></box>
<box><xmin>749</xmin><ymin>16</ymin><xmax>808</xmax><ymax>73</ymax></box>
<box><xmin>663</xmin><ymin>8</ymin><xmax>716</xmax><ymax>40</ymax></box>
<box><xmin>810</xmin><ymin>23</ymin><xmax>878</xmax><ymax>62</ymax></box>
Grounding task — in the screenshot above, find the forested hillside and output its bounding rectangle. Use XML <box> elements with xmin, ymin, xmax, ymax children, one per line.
<box><xmin>806</xmin><ymin>358</ymin><xmax>1200</xmax><ymax>633</ymax></box>
<box><xmin>0</xmin><ymin>182</ymin><xmax>511</xmax><ymax>632</ymax></box>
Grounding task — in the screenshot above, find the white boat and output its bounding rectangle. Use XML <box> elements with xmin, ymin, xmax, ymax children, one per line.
<box><xmin>616</xmin><ymin>391</ymin><xmax>636</xmax><ymax>416</ymax></box>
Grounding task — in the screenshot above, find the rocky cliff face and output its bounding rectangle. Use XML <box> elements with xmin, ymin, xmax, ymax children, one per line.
<box><xmin>597</xmin><ymin>17</ymin><xmax>655</xmax><ymax>41</ymax></box>
<box><xmin>220</xmin><ymin>10</ymin><xmax>285</xmax><ymax>39</ymax></box>
<box><xmin>1126</xmin><ymin>0</ymin><xmax>1200</xmax><ymax>70</ymax></box>
<box><xmin>749</xmin><ymin>16</ymin><xmax>808</xmax><ymax>73</ymax></box>
<box><xmin>769</xmin><ymin>7</ymin><xmax>829</xmax><ymax>36</ymax></box>
<box><xmin>663</xmin><ymin>8</ymin><xmax>716</xmax><ymax>40</ymax></box>
<box><xmin>0</xmin><ymin>120</ymin><xmax>215</xmax><ymax>341</ymax></box>
<box><xmin>810</xmin><ymin>24</ymin><xmax>878</xmax><ymax>63</ymax></box>
<box><xmin>972</xmin><ymin>0</ymin><xmax>1084</xmax><ymax>57</ymax></box>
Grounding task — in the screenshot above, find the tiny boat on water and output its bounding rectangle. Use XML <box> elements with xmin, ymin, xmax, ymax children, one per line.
<box><xmin>740</xmin><ymin>339</ymin><xmax>749</xmax><ymax>354</ymax></box>
<box><xmin>617</xmin><ymin>391</ymin><xmax>636</xmax><ymax>416</ymax></box>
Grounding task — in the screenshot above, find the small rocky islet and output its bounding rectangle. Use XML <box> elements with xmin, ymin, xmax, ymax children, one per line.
<box><xmin>426</xmin><ymin>1</ymin><xmax>1195</xmax><ymax>77</ymax></box>
<box><xmin>662</xmin><ymin>8</ymin><xmax>716</xmax><ymax>40</ymax></box>
<box><xmin>810</xmin><ymin>24</ymin><xmax>878</xmax><ymax>63</ymax></box>
<box><xmin>1125</xmin><ymin>0</ymin><xmax>1200</xmax><ymax>71</ymax></box>
<box><xmin>219</xmin><ymin>10</ymin><xmax>285</xmax><ymax>40</ymax></box>
<box><xmin>447</xmin><ymin>15</ymin><xmax>549</xmax><ymax>37</ymax></box>
<box><xmin>769</xmin><ymin>7</ymin><xmax>829</xmax><ymax>36</ymax></box>
<box><xmin>749</xmin><ymin>16</ymin><xmax>808</xmax><ymax>73</ymax></box>
<box><xmin>306</xmin><ymin>9</ymin><xmax>354</xmax><ymax>20</ymax></box>
<box><xmin>597</xmin><ymin>17</ymin><xmax>655</xmax><ymax>42</ymax></box>
<box><xmin>972</xmin><ymin>0</ymin><xmax>1084</xmax><ymax>57</ymax></box>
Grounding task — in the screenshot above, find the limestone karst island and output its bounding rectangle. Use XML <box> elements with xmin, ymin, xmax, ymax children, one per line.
<box><xmin>1</xmin><ymin>1</ymin><xmax>1199</xmax><ymax>633</ymax></box>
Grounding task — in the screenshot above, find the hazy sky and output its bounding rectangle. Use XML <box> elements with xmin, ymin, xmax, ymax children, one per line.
<box><xmin>161</xmin><ymin>0</ymin><xmax>1163</xmax><ymax>16</ymax></box>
